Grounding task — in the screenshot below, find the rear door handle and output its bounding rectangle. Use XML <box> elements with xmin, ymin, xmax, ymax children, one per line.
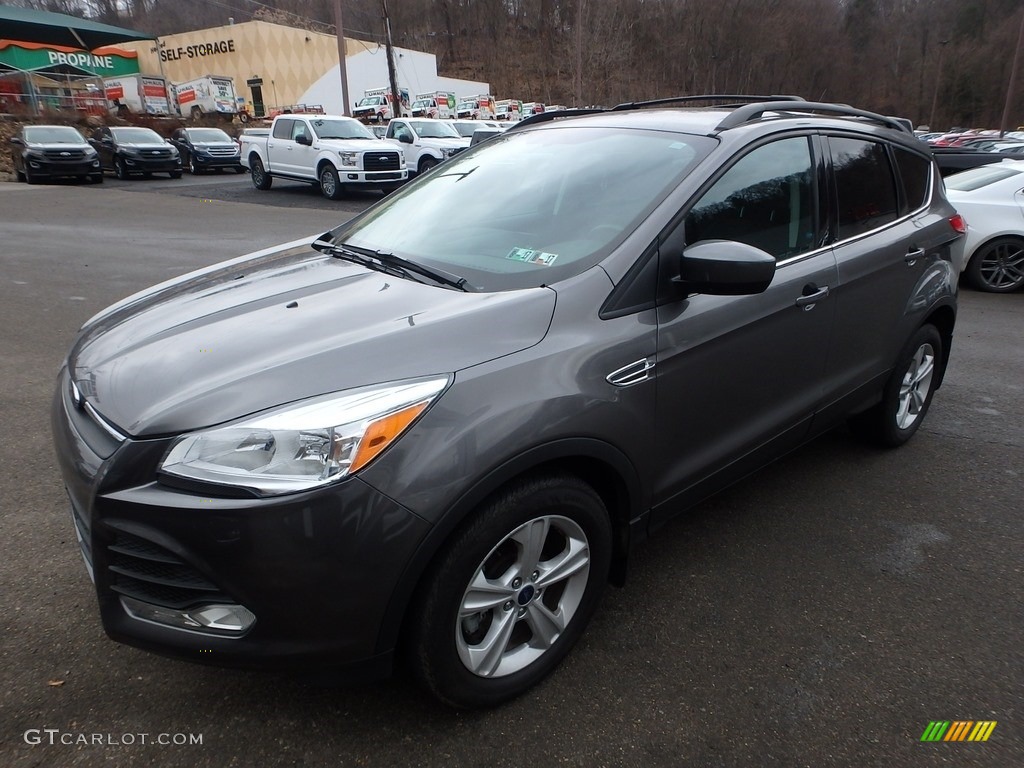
<box><xmin>795</xmin><ymin>285</ymin><xmax>829</xmax><ymax>309</ymax></box>
<box><xmin>905</xmin><ymin>247</ymin><xmax>925</xmax><ymax>265</ymax></box>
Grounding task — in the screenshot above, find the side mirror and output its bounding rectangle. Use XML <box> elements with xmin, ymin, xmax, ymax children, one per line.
<box><xmin>10</xmin><ymin>136</ymin><xmax>23</xmax><ymax>146</ymax></box>
<box><xmin>101</xmin><ymin>136</ymin><xmax>112</xmax><ymax>145</ymax></box>
<box><xmin>397</xmin><ymin>133</ymin><xmax>413</xmax><ymax>144</ymax></box>
<box><xmin>295</xmin><ymin>133</ymin><xmax>312</xmax><ymax>146</ymax></box>
<box><xmin>675</xmin><ymin>240</ymin><xmax>776</xmax><ymax>295</ymax></box>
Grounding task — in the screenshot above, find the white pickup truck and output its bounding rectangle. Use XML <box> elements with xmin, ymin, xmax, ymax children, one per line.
<box><xmin>240</xmin><ymin>114</ymin><xmax>407</xmax><ymax>198</ymax></box>
<box><xmin>384</xmin><ymin>118</ymin><xmax>471</xmax><ymax>176</ymax></box>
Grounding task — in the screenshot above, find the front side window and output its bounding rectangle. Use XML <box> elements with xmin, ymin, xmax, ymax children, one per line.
<box><xmin>685</xmin><ymin>136</ymin><xmax>816</xmax><ymax>260</ymax></box>
<box><xmin>831</xmin><ymin>137</ymin><xmax>899</xmax><ymax>240</ymax></box>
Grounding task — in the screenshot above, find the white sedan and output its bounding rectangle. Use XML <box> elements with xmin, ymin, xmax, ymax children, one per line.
<box><xmin>945</xmin><ymin>160</ymin><xmax>1024</xmax><ymax>292</ymax></box>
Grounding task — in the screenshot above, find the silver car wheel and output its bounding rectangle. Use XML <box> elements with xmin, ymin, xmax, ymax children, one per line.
<box><xmin>978</xmin><ymin>240</ymin><xmax>1024</xmax><ymax>291</ymax></box>
<box><xmin>456</xmin><ymin>514</ymin><xmax>590</xmax><ymax>678</ymax></box>
<box><xmin>896</xmin><ymin>342</ymin><xmax>935</xmax><ymax>430</ymax></box>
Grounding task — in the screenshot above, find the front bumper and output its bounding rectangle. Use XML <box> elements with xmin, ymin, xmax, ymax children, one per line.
<box><xmin>339</xmin><ymin>168</ymin><xmax>408</xmax><ymax>185</ymax></box>
<box><xmin>25</xmin><ymin>157</ymin><xmax>101</xmax><ymax>177</ymax></box>
<box><xmin>191</xmin><ymin>153</ymin><xmax>242</xmax><ymax>170</ymax></box>
<box><xmin>119</xmin><ymin>154</ymin><xmax>181</xmax><ymax>173</ymax></box>
<box><xmin>51</xmin><ymin>370</ymin><xmax>432</xmax><ymax>673</ymax></box>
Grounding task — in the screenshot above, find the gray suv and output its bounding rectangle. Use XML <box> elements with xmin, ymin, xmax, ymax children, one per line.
<box><xmin>52</xmin><ymin>97</ymin><xmax>964</xmax><ymax>708</ymax></box>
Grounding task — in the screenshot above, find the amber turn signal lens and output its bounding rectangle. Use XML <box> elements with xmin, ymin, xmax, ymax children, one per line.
<box><xmin>349</xmin><ymin>401</ymin><xmax>430</xmax><ymax>473</ymax></box>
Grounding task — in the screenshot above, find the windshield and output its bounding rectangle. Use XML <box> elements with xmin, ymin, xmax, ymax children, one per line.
<box><xmin>186</xmin><ymin>128</ymin><xmax>232</xmax><ymax>143</ymax></box>
<box><xmin>25</xmin><ymin>126</ymin><xmax>84</xmax><ymax>144</ymax></box>
<box><xmin>452</xmin><ymin>123</ymin><xmax>480</xmax><ymax>138</ymax></box>
<box><xmin>945</xmin><ymin>164</ymin><xmax>1024</xmax><ymax>191</ymax></box>
<box><xmin>310</xmin><ymin>118</ymin><xmax>375</xmax><ymax>140</ymax></box>
<box><xmin>409</xmin><ymin>120</ymin><xmax>461</xmax><ymax>139</ymax></box>
<box><xmin>333</xmin><ymin>125</ymin><xmax>714</xmax><ymax>291</ymax></box>
<box><xmin>110</xmin><ymin>127</ymin><xmax>164</xmax><ymax>143</ymax></box>
<box><xmin>357</xmin><ymin>96</ymin><xmax>383</xmax><ymax>106</ymax></box>
<box><xmin>412</xmin><ymin>99</ymin><xmax>432</xmax><ymax>109</ymax></box>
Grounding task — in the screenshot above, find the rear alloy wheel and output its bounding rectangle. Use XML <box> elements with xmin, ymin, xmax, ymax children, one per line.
<box><xmin>319</xmin><ymin>165</ymin><xmax>344</xmax><ymax>200</ymax></box>
<box><xmin>250</xmin><ymin>156</ymin><xmax>272</xmax><ymax>190</ymax></box>
<box><xmin>965</xmin><ymin>237</ymin><xmax>1024</xmax><ymax>293</ymax></box>
<box><xmin>849</xmin><ymin>324</ymin><xmax>943</xmax><ymax>447</ymax></box>
<box><xmin>409</xmin><ymin>474</ymin><xmax>611</xmax><ymax>708</ymax></box>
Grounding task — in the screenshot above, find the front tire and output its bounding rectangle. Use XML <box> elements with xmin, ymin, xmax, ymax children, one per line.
<box><xmin>408</xmin><ymin>474</ymin><xmax>612</xmax><ymax>708</ymax></box>
<box><xmin>964</xmin><ymin>237</ymin><xmax>1024</xmax><ymax>293</ymax></box>
<box><xmin>169</xmin><ymin>171</ymin><xmax>182</xmax><ymax>179</ymax></box>
<box><xmin>848</xmin><ymin>324</ymin><xmax>943</xmax><ymax>447</ymax></box>
<box><xmin>189</xmin><ymin>156</ymin><xmax>200</xmax><ymax>175</ymax></box>
<box><xmin>418</xmin><ymin>156</ymin><xmax>439</xmax><ymax>175</ymax></box>
<box><xmin>115</xmin><ymin>157</ymin><xmax>129</xmax><ymax>180</ymax></box>
<box><xmin>250</xmin><ymin>156</ymin><xmax>272</xmax><ymax>189</ymax></box>
<box><xmin>319</xmin><ymin>165</ymin><xmax>344</xmax><ymax>200</ymax></box>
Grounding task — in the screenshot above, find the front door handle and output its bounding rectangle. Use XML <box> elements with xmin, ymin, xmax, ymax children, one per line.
<box><xmin>905</xmin><ymin>247</ymin><xmax>925</xmax><ymax>265</ymax></box>
<box><xmin>795</xmin><ymin>284</ymin><xmax>830</xmax><ymax>309</ymax></box>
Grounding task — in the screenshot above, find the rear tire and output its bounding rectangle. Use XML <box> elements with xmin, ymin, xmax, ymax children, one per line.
<box><xmin>964</xmin><ymin>237</ymin><xmax>1024</xmax><ymax>293</ymax></box>
<box><xmin>848</xmin><ymin>324</ymin><xmax>943</xmax><ymax>447</ymax></box>
<box><xmin>250</xmin><ymin>156</ymin><xmax>272</xmax><ymax>189</ymax></box>
<box><xmin>407</xmin><ymin>474</ymin><xmax>612</xmax><ymax>708</ymax></box>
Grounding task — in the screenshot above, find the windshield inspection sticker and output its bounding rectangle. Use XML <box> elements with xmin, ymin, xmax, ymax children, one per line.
<box><xmin>506</xmin><ymin>247</ymin><xmax>559</xmax><ymax>266</ymax></box>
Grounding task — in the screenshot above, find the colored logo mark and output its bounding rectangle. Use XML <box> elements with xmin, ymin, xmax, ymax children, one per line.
<box><xmin>921</xmin><ymin>721</ymin><xmax>997</xmax><ymax>742</ymax></box>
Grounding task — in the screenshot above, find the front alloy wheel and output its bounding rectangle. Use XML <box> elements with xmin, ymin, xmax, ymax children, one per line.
<box><xmin>965</xmin><ymin>237</ymin><xmax>1024</xmax><ymax>293</ymax></box>
<box><xmin>409</xmin><ymin>474</ymin><xmax>611</xmax><ymax>708</ymax></box>
<box><xmin>319</xmin><ymin>165</ymin><xmax>344</xmax><ymax>200</ymax></box>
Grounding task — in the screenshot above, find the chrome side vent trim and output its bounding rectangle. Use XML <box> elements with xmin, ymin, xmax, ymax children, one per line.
<box><xmin>606</xmin><ymin>358</ymin><xmax>655</xmax><ymax>387</ymax></box>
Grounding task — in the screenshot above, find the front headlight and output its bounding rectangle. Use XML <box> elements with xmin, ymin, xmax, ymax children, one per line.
<box><xmin>159</xmin><ymin>376</ymin><xmax>449</xmax><ymax>496</ymax></box>
<box><xmin>339</xmin><ymin>151</ymin><xmax>358</xmax><ymax>166</ymax></box>
<box><xmin>440</xmin><ymin>148</ymin><xmax>455</xmax><ymax>159</ymax></box>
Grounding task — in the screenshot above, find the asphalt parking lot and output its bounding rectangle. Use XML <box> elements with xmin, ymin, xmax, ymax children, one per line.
<box><xmin>1</xmin><ymin>177</ymin><xmax>1021</xmax><ymax>768</ymax></box>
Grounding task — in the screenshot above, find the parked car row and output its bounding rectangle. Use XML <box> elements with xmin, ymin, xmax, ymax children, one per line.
<box><xmin>9</xmin><ymin>124</ymin><xmax>244</xmax><ymax>183</ymax></box>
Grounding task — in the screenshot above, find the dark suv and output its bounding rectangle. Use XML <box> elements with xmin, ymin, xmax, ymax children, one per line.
<box><xmin>52</xmin><ymin>97</ymin><xmax>964</xmax><ymax>708</ymax></box>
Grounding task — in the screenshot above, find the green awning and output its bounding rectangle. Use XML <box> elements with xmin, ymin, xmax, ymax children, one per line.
<box><xmin>0</xmin><ymin>6</ymin><xmax>153</xmax><ymax>49</ymax></box>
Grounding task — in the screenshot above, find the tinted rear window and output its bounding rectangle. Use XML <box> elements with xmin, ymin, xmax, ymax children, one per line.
<box><xmin>831</xmin><ymin>137</ymin><xmax>899</xmax><ymax>239</ymax></box>
<box><xmin>893</xmin><ymin>147</ymin><xmax>931</xmax><ymax>213</ymax></box>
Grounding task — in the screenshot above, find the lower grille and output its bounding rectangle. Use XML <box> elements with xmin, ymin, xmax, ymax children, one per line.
<box><xmin>107</xmin><ymin>530</ymin><xmax>229</xmax><ymax>610</ymax></box>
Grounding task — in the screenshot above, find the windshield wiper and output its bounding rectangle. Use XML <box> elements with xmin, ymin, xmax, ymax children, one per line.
<box><xmin>312</xmin><ymin>240</ymin><xmax>471</xmax><ymax>292</ymax></box>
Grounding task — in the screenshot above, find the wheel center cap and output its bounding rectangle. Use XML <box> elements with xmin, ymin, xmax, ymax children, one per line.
<box><xmin>517</xmin><ymin>585</ymin><xmax>536</xmax><ymax>606</ymax></box>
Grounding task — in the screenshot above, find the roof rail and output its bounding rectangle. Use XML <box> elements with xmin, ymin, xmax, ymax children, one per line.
<box><xmin>506</xmin><ymin>107</ymin><xmax>605</xmax><ymax>132</ymax></box>
<box><xmin>610</xmin><ymin>94</ymin><xmax>804</xmax><ymax>111</ymax></box>
<box><xmin>715</xmin><ymin>101</ymin><xmax>914</xmax><ymax>134</ymax></box>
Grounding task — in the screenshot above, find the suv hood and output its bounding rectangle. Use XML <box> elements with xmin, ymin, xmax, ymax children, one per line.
<box><xmin>28</xmin><ymin>141</ymin><xmax>91</xmax><ymax>150</ymax></box>
<box><xmin>69</xmin><ymin>243</ymin><xmax>555</xmax><ymax>437</ymax></box>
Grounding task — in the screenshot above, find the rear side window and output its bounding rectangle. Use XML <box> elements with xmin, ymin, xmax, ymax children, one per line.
<box><xmin>893</xmin><ymin>147</ymin><xmax>931</xmax><ymax>213</ymax></box>
<box><xmin>831</xmin><ymin>137</ymin><xmax>899</xmax><ymax>239</ymax></box>
<box><xmin>272</xmin><ymin>119</ymin><xmax>293</xmax><ymax>140</ymax></box>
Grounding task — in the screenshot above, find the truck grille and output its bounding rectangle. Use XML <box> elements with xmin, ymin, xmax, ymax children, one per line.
<box><xmin>107</xmin><ymin>530</ymin><xmax>229</xmax><ymax>610</ymax></box>
<box><xmin>364</xmin><ymin>151</ymin><xmax>401</xmax><ymax>171</ymax></box>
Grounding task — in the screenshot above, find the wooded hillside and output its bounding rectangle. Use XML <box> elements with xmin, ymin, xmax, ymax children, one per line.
<box><xmin>11</xmin><ymin>0</ymin><xmax>1024</xmax><ymax>129</ymax></box>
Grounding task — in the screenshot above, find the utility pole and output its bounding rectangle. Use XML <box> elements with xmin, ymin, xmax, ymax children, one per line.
<box><xmin>574</xmin><ymin>0</ymin><xmax>583</xmax><ymax>107</ymax></box>
<box><xmin>334</xmin><ymin>0</ymin><xmax>351</xmax><ymax>115</ymax></box>
<box><xmin>928</xmin><ymin>39</ymin><xmax>948</xmax><ymax>130</ymax></box>
<box><xmin>383</xmin><ymin>0</ymin><xmax>401</xmax><ymax>118</ymax></box>
<box><xmin>1000</xmin><ymin>8</ymin><xmax>1024</xmax><ymax>136</ymax></box>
